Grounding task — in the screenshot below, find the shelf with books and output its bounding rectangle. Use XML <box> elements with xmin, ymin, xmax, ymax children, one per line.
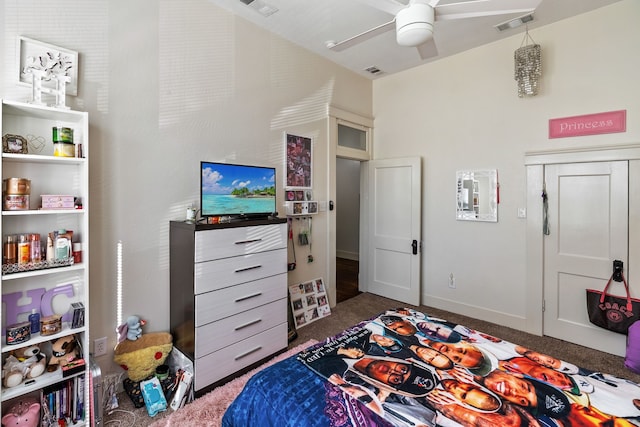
<box><xmin>0</xmin><ymin>100</ymin><xmax>90</xmax><ymax>420</ymax></box>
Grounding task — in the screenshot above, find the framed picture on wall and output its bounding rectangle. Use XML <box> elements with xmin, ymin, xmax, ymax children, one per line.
<box><xmin>285</xmin><ymin>133</ymin><xmax>312</xmax><ymax>189</ymax></box>
<box><xmin>18</xmin><ymin>36</ymin><xmax>79</xmax><ymax>96</ymax></box>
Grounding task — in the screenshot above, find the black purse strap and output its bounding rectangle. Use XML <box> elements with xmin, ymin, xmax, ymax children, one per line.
<box><xmin>600</xmin><ymin>271</ymin><xmax>631</xmax><ymax>311</ymax></box>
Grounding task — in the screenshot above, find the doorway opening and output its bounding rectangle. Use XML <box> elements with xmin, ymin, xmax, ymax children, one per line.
<box><xmin>336</xmin><ymin>157</ymin><xmax>363</xmax><ymax>303</ymax></box>
<box><xmin>329</xmin><ymin>107</ymin><xmax>372</xmax><ymax>306</ymax></box>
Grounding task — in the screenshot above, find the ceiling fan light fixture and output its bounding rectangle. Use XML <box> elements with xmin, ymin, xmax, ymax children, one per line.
<box><xmin>395</xmin><ymin>3</ymin><xmax>434</xmax><ymax>47</ymax></box>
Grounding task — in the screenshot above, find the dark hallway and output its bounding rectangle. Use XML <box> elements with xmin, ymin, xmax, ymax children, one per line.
<box><xmin>336</xmin><ymin>257</ymin><xmax>361</xmax><ymax>303</ymax></box>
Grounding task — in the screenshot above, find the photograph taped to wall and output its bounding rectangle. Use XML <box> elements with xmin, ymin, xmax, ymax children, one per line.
<box><xmin>288</xmin><ymin>278</ymin><xmax>330</xmax><ymax>328</ymax></box>
<box><xmin>18</xmin><ymin>36</ymin><xmax>79</xmax><ymax>96</ymax></box>
<box><xmin>285</xmin><ymin>133</ymin><xmax>312</xmax><ymax>189</ymax></box>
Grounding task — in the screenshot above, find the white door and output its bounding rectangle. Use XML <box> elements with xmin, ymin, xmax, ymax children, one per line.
<box><xmin>364</xmin><ymin>157</ymin><xmax>422</xmax><ymax>305</ymax></box>
<box><xmin>543</xmin><ymin>161</ymin><xmax>628</xmax><ymax>356</ymax></box>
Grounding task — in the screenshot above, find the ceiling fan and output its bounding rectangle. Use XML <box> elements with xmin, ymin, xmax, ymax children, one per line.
<box><xmin>327</xmin><ymin>0</ymin><xmax>541</xmax><ymax>59</ymax></box>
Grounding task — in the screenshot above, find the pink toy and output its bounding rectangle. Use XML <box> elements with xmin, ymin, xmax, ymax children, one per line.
<box><xmin>1</xmin><ymin>400</ymin><xmax>40</xmax><ymax>427</ymax></box>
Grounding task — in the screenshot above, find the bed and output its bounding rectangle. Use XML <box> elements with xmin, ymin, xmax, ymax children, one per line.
<box><xmin>222</xmin><ymin>307</ymin><xmax>640</xmax><ymax>426</ymax></box>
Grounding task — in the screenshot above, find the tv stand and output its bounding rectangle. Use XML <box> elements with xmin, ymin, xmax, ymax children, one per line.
<box><xmin>169</xmin><ymin>218</ymin><xmax>288</xmax><ymax>394</ymax></box>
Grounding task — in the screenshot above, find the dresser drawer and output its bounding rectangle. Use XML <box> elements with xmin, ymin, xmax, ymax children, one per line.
<box><xmin>195</xmin><ymin>298</ymin><xmax>287</xmax><ymax>357</ymax></box>
<box><xmin>194</xmin><ymin>322</ymin><xmax>287</xmax><ymax>391</ymax></box>
<box><xmin>194</xmin><ymin>223</ymin><xmax>286</xmax><ymax>262</ymax></box>
<box><xmin>194</xmin><ymin>248</ymin><xmax>286</xmax><ymax>294</ymax></box>
<box><xmin>195</xmin><ymin>275</ymin><xmax>286</xmax><ymax>327</ymax></box>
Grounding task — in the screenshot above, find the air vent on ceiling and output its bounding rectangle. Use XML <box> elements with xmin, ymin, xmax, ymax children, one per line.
<box><xmin>494</xmin><ymin>13</ymin><xmax>534</xmax><ymax>32</ymax></box>
<box><xmin>365</xmin><ymin>66</ymin><xmax>384</xmax><ymax>76</ymax></box>
<box><xmin>239</xmin><ymin>0</ymin><xmax>278</xmax><ymax>17</ymax></box>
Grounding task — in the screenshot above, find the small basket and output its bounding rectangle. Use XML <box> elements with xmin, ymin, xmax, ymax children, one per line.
<box><xmin>2</xmin><ymin>258</ymin><xmax>74</xmax><ymax>275</ymax></box>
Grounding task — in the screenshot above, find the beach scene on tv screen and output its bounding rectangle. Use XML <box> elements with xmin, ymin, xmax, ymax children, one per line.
<box><xmin>202</xmin><ymin>163</ymin><xmax>276</xmax><ymax>215</ymax></box>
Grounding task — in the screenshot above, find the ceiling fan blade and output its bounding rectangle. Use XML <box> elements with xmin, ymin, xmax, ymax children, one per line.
<box><xmin>416</xmin><ymin>38</ymin><xmax>438</xmax><ymax>59</ymax></box>
<box><xmin>328</xmin><ymin>19</ymin><xmax>396</xmax><ymax>52</ymax></box>
<box><xmin>434</xmin><ymin>0</ymin><xmax>541</xmax><ymax>21</ymax></box>
<box><xmin>354</xmin><ymin>0</ymin><xmax>407</xmax><ymax>16</ymax></box>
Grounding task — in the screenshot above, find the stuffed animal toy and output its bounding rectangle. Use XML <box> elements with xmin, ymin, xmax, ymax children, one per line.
<box><xmin>114</xmin><ymin>332</ymin><xmax>173</xmax><ymax>382</ymax></box>
<box><xmin>1</xmin><ymin>399</ymin><xmax>40</xmax><ymax>427</ymax></box>
<box><xmin>116</xmin><ymin>315</ymin><xmax>147</xmax><ymax>343</ymax></box>
<box><xmin>2</xmin><ymin>344</ymin><xmax>47</xmax><ymax>388</ymax></box>
<box><xmin>47</xmin><ymin>335</ymin><xmax>79</xmax><ymax>372</ymax></box>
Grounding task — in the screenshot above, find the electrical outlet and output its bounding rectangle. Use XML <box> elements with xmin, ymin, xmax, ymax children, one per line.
<box><xmin>94</xmin><ymin>336</ymin><xmax>107</xmax><ymax>357</ymax></box>
<box><xmin>448</xmin><ymin>273</ymin><xmax>456</xmax><ymax>289</ymax></box>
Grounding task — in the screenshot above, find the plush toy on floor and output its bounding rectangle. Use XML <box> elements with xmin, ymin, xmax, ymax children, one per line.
<box><xmin>47</xmin><ymin>335</ymin><xmax>80</xmax><ymax>372</ymax></box>
<box><xmin>1</xmin><ymin>399</ymin><xmax>40</xmax><ymax>427</ymax></box>
<box><xmin>2</xmin><ymin>344</ymin><xmax>47</xmax><ymax>388</ymax></box>
<box><xmin>116</xmin><ymin>315</ymin><xmax>147</xmax><ymax>343</ymax></box>
<box><xmin>114</xmin><ymin>329</ymin><xmax>173</xmax><ymax>382</ymax></box>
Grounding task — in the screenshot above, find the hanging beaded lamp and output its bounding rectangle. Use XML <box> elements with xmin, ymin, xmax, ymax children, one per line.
<box><xmin>514</xmin><ymin>27</ymin><xmax>541</xmax><ymax>97</ymax></box>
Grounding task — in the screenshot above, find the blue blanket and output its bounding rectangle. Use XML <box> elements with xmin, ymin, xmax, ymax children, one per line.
<box><xmin>222</xmin><ymin>355</ymin><xmax>390</xmax><ymax>426</ymax></box>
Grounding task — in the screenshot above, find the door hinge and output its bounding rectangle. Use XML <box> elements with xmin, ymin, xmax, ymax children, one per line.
<box><xmin>542</xmin><ymin>300</ymin><xmax>545</xmax><ymax>312</ymax></box>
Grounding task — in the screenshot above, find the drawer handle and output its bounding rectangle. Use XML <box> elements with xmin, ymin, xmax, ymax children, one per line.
<box><xmin>235</xmin><ymin>264</ymin><xmax>262</xmax><ymax>273</ymax></box>
<box><xmin>235</xmin><ymin>318</ymin><xmax>262</xmax><ymax>330</ymax></box>
<box><xmin>235</xmin><ymin>292</ymin><xmax>263</xmax><ymax>302</ymax></box>
<box><xmin>234</xmin><ymin>238</ymin><xmax>263</xmax><ymax>245</ymax></box>
<box><xmin>235</xmin><ymin>346</ymin><xmax>262</xmax><ymax>361</ymax></box>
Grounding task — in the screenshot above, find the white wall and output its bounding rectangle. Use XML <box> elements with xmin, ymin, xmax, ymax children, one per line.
<box><xmin>373</xmin><ymin>0</ymin><xmax>640</xmax><ymax>329</ymax></box>
<box><xmin>0</xmin><ymin>0</ymin><xmax>372</xmax><ymax>374</ymax></box>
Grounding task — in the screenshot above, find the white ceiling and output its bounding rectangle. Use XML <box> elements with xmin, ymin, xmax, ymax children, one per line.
<box><xmin>207</xmin><ymin>0</ymin><xmax>623</xmax><ymax>79</ymax></box>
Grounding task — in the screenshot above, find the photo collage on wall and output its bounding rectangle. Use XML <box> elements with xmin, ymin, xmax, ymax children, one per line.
<box><xmin>285</xmin><ymin>133</ymin><xmax>312</xmax><ymax>189</ymax></box>
<box><xmin>288</xmin><ymin>278</ymin><xmax>331</xmax><ymax>329</ymax></box>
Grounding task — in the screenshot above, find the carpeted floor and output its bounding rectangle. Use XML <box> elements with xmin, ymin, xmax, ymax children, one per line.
<box><xmin>103</xmin><ymin>340</ymin><xmax>318</xmax><ymax>427</ymax></box>
<box><xmin>148</xmin><ymin>339</ymin><xmax>318</xmax><ymax>426</ymax></box>
<box><xmin>104</xmin><ymin>292</ymin><xmax>640</xmax><ymax>426</ymax></box>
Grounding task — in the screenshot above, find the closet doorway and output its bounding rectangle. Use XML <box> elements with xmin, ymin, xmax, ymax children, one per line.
<box><xmin>524</xmin><ymin>145</ymin><xmax>640</xmax><ymax>357</ymax></box>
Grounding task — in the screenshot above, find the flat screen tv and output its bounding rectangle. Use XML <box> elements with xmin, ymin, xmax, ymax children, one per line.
<box><xmin>200</xmin><ymin>161</ymin><xmax>276</xmax><ymax>219</ymax></box>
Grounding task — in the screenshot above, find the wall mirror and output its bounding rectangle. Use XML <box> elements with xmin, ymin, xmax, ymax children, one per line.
<box><xmin>456</xmin><ymin>169</ymin><xmax>498</xmax><ymax>222</ymax></box>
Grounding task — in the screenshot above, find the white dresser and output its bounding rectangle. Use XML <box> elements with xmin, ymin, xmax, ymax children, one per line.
<box><xmin>169</xmin><ymin>219</ymin><xmax>288</xmax><ymax>394</ymax></box>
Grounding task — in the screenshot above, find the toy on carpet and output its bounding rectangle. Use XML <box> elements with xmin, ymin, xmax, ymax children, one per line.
<box><xmin>114</xmin><ymin>331</ymin><xmax>173</xmax><ymax>382</ymax></box>
<box><xmin>116</xmin><ymin>315</ymin><xmax>146</xmax><ymax>343</ymax></box>
<box><xmin>2</xmin><ymin>344</ymin><xmax>47</xmax><ymax>388</ymax></box>
<box><xmin>47</xmin><ymin>335</ymin><xmax>80</xmax><ymax>372</ymax></box>
<box><xmin>1</xmin><ymin>399</ymin><xmax>40</xmax><ymax>427</ymax></box>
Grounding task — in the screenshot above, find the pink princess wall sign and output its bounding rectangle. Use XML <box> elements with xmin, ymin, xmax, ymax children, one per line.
<box><xmin>549</xmin><ymin>109</ymin><xmax>626</xmax><ymax>139</ymax></box>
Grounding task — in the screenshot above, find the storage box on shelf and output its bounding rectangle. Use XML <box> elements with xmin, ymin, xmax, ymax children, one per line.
<box><xmin>0</xmin><ymin>99</ymin><xmax>89</xmax><ymax>424</ymax></box>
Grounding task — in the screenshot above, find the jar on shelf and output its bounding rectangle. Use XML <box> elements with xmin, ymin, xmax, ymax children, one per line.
<box><xmin>3</xmin><ymin>177</ymin><xmax>31</xmax><ymax>211</ymax></box>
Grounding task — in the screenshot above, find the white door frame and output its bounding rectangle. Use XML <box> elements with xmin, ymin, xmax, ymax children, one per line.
<box><xmin>327</xmin><ymin>107</ymin><xmax>373</xmax><ymax>307</ymax></box>
<box><xmin>524</xmin><ymin>143</ymin><xmax>640</xmax><ymax>335</ymax></box>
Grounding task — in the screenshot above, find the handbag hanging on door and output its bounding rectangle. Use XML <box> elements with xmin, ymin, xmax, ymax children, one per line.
<box><xmin>586</xmin><ymin>261</ymin><xmax>640</xmax><ymax>334</ymax></box>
